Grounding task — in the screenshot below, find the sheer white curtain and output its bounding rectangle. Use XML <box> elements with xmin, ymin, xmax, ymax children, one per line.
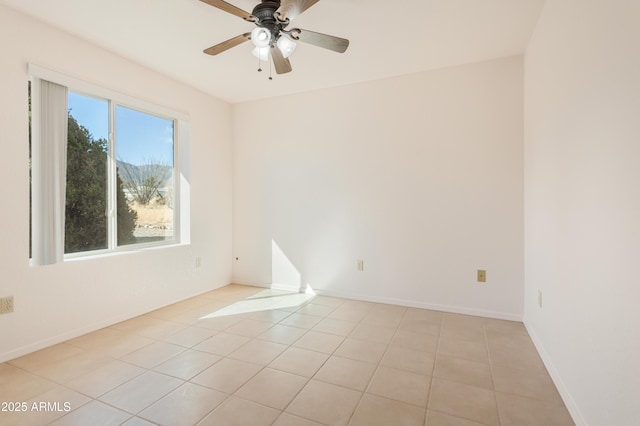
<box><xmin>32</xmin><ymin>79</ymin><xmax>68</xmax><ymax>265</ymax></box>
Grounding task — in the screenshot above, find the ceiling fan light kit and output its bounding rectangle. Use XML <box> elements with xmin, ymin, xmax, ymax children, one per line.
<box><xmin>252</xmin><ymin>46</ymin><xmax>270</xmax><ymax>61</ymax></box>
<box><xmin>251</xmin><ymin>27</ymin><xmax>271</xmax><ymax>48</ymax></box>
<box><xmin>200</xmin><ymin>0</ymin><xmax>349</xmax><ymax>77</ymax></box>
<box><xmin>277</xmin><ymin>36</ymin><xmax>296</xmax><ymax>58</ymax></box>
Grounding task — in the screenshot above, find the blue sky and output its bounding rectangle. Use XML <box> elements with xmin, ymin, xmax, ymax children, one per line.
<box><xmin>68</xmin><ymin>92</ymin><xmax>174</xmax><ymax>165</ymax></box>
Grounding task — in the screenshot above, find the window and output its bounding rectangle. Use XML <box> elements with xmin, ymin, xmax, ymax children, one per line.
<box><xmin>65</xmin><ymin>93</ymin><xmax>109</xmax><ymax>253</ymax></box>
<box><xmin>29</xmin><ymin>65</ymin><xmax>187</xmax><ymax>264</ymax></box>
<box><xmin>64</xmin><ymin>94</ymin><xmax>177</xmax><ymax>253</ymax></box>
<box><xmin>114</xmin><ymin>105</ymin><xmax>175</xmax><ymax>247</ymax></box>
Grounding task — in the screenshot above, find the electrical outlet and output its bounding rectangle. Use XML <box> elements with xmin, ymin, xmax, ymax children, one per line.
<box><xmin>0</xmin><ymin>296</ymin><xmax>14</xmax><ymax>314</ymax></box>
<box><xmin>195</xmin><ymin>257</ymin><xmax>202</xmax><ymax>268</ymax></box>
<box><xmin>477</xmin><ymin>270</ymin><xmax>486</xmax><ymax>283</ymax></box>
<box><xmin>357</xmin><ymin>260</ymin><xmax>364</xmax><ymax>271</ymax></box>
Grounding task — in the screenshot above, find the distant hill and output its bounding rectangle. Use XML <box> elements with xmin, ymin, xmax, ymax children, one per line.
<box><xmin>116</xmin><ymin>160</ymin><xmax>172</xmax><ymax>185</ymax></box>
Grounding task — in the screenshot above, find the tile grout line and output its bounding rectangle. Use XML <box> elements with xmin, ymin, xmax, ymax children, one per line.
<box><xmin>277</xmin><ymin>299</ymin><xmax>373</xmax><ymax>425</ymax></box>
<box><xmin>424</xmin><ymin>311</ymin><xmax>444</xmax><ymax>425</ymax></box>
<box><xmin>240</xmin><ymin>296</ymin><xmax>340</xmax><ymax>425</ymax></box>
<box><xmin>3</xmin><ymin>288</ymin><xmax>570</xmax><ymax>426</ymax></box>
<box><xmin>46</xmin><ymin>293</ymin><xmax>291</xmax><ymax>424</ymax></box>
<box><xmin>344</xmin><ymin>303</ymin><xmax>412</xmax><ymax>425</ymax></box>
<box><xmin>216</xmin><ymin>294</ymin><xmax>345</xmax><ymax>426</ymax></box>
<box><xmin>252</xmin><ymin>300</ymin><xmax>353</xmax><ymax>423</ymax></box>
<box><xmin>483</xmin><ymin>318</ymin><xmax>502</xmax><ymax>426</ymax></box>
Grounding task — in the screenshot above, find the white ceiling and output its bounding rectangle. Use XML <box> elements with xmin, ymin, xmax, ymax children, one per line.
<box><xmin>1</xmin><ymin>0</ymin><xmax>545</xmax><ymax>104</ymax></box>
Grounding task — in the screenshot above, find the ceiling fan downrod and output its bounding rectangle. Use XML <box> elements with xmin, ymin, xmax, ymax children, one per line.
<box><xmin>252</xmin><ymin>0</ymin><xmax>286</xmax><ymax>43</ymax></box>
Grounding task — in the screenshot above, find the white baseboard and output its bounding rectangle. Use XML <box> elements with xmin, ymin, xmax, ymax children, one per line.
<box><xmin>2</xmin><ymin>280</ymin><xmax>522</xmax><ymax>363</ymax></box>
<box><xmin>0</xmin><ymin>286</ymin><xmax>226</xmax><ymax>364</ymax></box>
<box><xmin>314</xmin><ymin>288</ymin><xmax>522</xmax><ymax>321</ymax></box>
<box><xmin>231</xmin><ymin>280</ymin><xmax>522</xmax><ymax>321</ymax></box>
<box><xmin>1</xmin><ymin>312</ymin><xmax>146</xmax><ymax>364</ymax></box>
<box><xmin>524</xmin><ymin>321</ymin><xmax>585</xmax><ymax>426</ymax></box>
<box><xmin>269</xmin><ymin>283</ymin><xmax>306</xmax><ymax>293</ymax></box>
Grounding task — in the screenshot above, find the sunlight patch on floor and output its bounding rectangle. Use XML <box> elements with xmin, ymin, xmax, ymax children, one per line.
<box><xmin>200</xmin><ymin>289</ymin><xmax>316</xmax><ymax>319</ymax></box>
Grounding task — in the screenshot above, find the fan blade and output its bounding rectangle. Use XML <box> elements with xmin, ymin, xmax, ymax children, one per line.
<box><xmin>276</xmin><ymin>0</ymin><xmax>319</xmax><ymax>22</ymax></box>
<box><xmin>271</xmin><ymin>46</ymin><xmax>293</xmax><ymax>74</ymax></box>
<box><xmin>290</xmin><ymin>29</ymin><xmax>349</xmax><ymax>53</ymax></box>
<box><xmin>203</xmin><ymin>33</ymin><xmax>251</xmax><ymax>55</ymax></box>
<box><xmin>199</xmin><ymin>0</ymin><xmax>254</xmax><ymax>21</ymax></box>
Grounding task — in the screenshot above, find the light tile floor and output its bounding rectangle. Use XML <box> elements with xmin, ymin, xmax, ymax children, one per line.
<box><xmin>0</xmin><ymin>284</ymin><xmax>574</xmax><ymax>425</ymax></box>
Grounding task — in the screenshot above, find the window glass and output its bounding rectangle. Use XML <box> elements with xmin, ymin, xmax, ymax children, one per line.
<box><xmin>65</xmin><ymin>92</ymin><xmax>109</xmax><ymax>254</ymax></box>
<box><xmin>115</xmin><ymin>106</ymin><xmax>175</xmax><ymax>246</ymax></box>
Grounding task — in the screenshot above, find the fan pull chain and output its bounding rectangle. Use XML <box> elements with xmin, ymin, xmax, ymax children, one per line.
<box><xmin>255</xmin><ymin>47</ymin><xmax>273</xmax><ymax>80</ymax></box>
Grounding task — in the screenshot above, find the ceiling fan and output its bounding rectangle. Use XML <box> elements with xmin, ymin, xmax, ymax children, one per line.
<box><xmin>200</xmin><ymin>0</ymin><xmax>349</xmax><ymax>76</ymax></box>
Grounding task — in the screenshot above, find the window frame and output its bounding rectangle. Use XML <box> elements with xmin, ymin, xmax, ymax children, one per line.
<box><xmin>29</xmin><ymin>64</ymin><xmax>189</xmax><ymax>261</ymax></box>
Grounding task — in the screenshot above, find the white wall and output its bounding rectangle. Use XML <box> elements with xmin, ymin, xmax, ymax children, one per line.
<box><xmin>524</xmin><ymin>0</ymin><xmax>640</xmax><ymax>424</ymax></box>
<box><xmin>232</xmin><ymin>56</ymin><xmax>524</xmax><ymax>320</ymax></box>
<box><xmin>0</xmin><ymin>6</ymin><xmax>233</xmax><ymax>362</ymax></box>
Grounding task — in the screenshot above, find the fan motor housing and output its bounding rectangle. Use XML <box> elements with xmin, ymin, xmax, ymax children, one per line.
<box><xmin>252</xmin><ymin>0</ymin><xmax>280</xmax><ymax>23</ymax></box>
